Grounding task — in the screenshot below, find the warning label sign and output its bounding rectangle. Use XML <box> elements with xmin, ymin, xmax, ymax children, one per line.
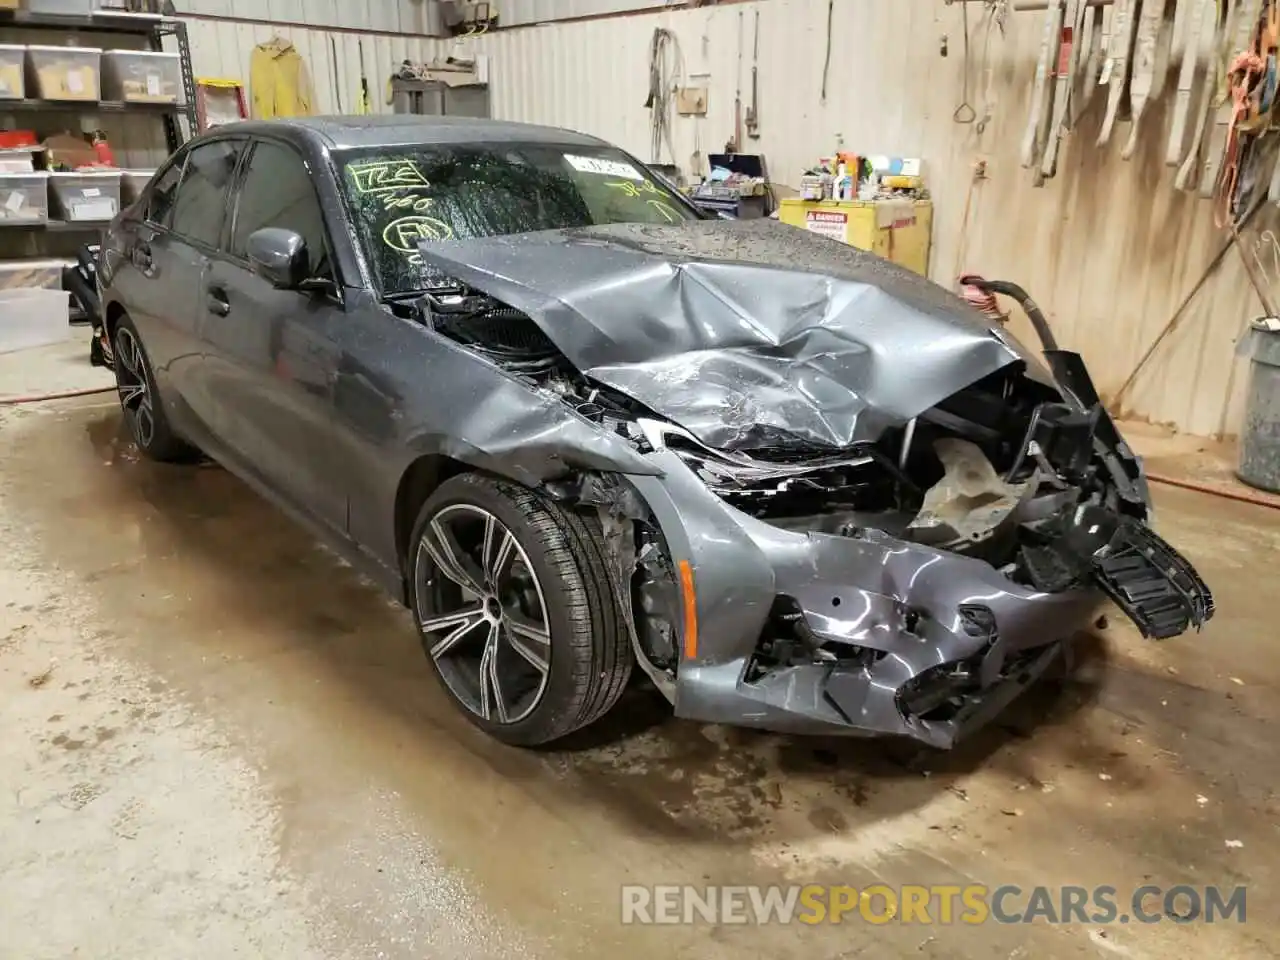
<box><xmin>804</xmin><ymin>209</ymin><xmax>848</xmax><ymax>243</ymax></box>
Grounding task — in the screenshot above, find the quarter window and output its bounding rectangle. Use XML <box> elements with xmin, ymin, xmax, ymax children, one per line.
<box><xmin>169</xmin><ymin>139</ymin><xmax>245</xmax><ymax>248</ymax></box>
<box><xmin>231</xmin><ymin>140</ymin><xmax>331</xmax><ymax>279</ymax></box>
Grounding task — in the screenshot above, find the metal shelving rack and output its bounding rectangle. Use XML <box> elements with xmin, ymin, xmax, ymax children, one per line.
<box><xmin>0</xmin><ymin>7</ymin><xmax>197</xmax><ymax>211</ymax></box>
<box><xmin>0</xmin><ymin>7</ymin><xmax>198</xmax><ymax>324</ymax></box>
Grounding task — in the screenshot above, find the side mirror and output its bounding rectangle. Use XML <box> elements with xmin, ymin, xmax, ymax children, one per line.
<box><xmin>247</xmin><ymin>227</ymin><xmax>309</xmax><ymax>289</ymax></box>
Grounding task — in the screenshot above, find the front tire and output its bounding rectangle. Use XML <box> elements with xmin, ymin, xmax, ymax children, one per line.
<box><xmin>408</xmin><ymin>473</ymin><xmax>633</xmax><ymax>746</ymax></box>
<box><xmin>111</xmin><ymin>314</ymin><xmax>195</xmax><ymax>462</ymax></box>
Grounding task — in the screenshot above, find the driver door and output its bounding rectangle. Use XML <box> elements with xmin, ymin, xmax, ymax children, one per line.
<box><xmin>198</xmin><ymin>137</ymin><xmax>347</xmax><ymax>535</ymax></box>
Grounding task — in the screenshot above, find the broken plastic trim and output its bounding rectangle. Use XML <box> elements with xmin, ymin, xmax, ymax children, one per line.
<box><xmin>1080</xmin><ymin>509</ymin><xmax>1215</xmax><ymax>639</ymax></box>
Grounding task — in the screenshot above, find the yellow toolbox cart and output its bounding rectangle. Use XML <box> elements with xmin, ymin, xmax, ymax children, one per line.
<box><xmin>778</xmin><ymin>198</ymin><xmax>933</xmax><ymax>277</ymax></box>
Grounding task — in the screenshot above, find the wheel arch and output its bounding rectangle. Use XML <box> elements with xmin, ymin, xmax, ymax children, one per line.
<box><xmin>393</xmin><ymin>453</ymin><xmax>473</xmax><ymax>578</ymax></box>
<box><xmin>104</xmin><ymin>300</ymin><xmax>127</xmax><ymax>339</ymax></box>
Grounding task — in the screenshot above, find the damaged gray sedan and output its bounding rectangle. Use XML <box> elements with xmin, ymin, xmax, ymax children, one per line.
<box><xmin>99</xmin><ymin>116</ymin><xmax>1213</xmax><ymax>748</ymax></box>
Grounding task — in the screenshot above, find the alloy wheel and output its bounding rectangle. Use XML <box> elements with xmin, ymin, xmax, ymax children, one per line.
<box><xmin>114</xmin><ymin>326</ymin><xmax>155</xmax><ymax>449</ymax></box>
<box><xmin>414</xmin><ymin>504</ymin><xmax>553</xmax><ymax>724</ymax></box>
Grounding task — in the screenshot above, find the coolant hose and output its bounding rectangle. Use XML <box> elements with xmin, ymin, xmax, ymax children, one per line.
<box><xmin>958</xmin><ymin>275</ymin><xmax>1060</xmax><ymax>353</ymax></box>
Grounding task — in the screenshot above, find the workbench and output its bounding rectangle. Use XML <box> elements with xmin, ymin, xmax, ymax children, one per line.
<box><xmin>778</xmin><ymin>198</ymin><xmax>933</xmax><ymax>276</ymax></box>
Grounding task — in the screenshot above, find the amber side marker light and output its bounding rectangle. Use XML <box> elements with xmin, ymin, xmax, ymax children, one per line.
<box><xmin>678</xmin><ymin>559</ymin><xmax>698</xmax><ymax>659</ymax></box>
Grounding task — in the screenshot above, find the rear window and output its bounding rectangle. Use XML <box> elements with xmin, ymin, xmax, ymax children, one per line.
<box><xmin>335</xmin><ymin>142</ymin><xmax>696</xmax><ymax>295</ymax></box>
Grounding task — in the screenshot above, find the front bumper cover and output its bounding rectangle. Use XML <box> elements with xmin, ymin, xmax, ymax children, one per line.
<box><xmin>627</xmin><ymin>437</ymin><xmax>1211</xmax><ymax>748</ymax></box>
<box><xmin>628</xmin><ymin>450</ymin><xmax>1105</xmax><ymax>747</ymax></box>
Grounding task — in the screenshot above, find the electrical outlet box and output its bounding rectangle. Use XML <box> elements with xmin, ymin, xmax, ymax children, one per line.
<box><xmin>677</xmin><ymin>86</ymin><xmax>708</xmax><ymax>116</ymax></box>
<box><xmin>440</xmin><ymin>0</ymin><xmax>498</xmax><ymax>31</ymax></box>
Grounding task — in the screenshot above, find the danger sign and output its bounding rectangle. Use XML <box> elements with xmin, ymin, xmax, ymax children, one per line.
<box><xmin>805</xmin><ymin>209</ymin><xmax>847</xmax><ymax>242</ymax></box>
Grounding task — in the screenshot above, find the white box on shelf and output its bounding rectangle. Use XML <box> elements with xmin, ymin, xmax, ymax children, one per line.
<box><xmin>102</xmin><ymin>50</ymin><xmax>183</xmax><ymax>104</ymax></box>
<box><xmin>0</xmin><ymin>288</ymin><xmax>71</xmax><ymax>354</ymax></box>
<box><xmin>49</xmin><ymin>170</ymin><xmax>121</xmax><ymax>221</ymax></box>
<box><xmin>0</xmin><ymin>172</ymin><xmax>50</xmax><ymax>224</ymax></box>
<box><xmin>25</xmin><ymin>1</ymin><xmax>99</xmax><ymax>13</ymax></box>
<box><xmin>26</xmin><ymin>45</ymin><xmax>102</xmax><ymax>102</ymax></box>
<box><xmin>0</xmin><ymin>259</ymin><xmax>68</xmax><ymax>291</ymax></box>
<box><xmin>0</xmin><ymin>150</ymin><xmax>38</xmax><ymax>174</ymax></box>
<box><xmin>0</xmin><ymin>45</ymin><xmax>26</xmax><ymax>100</ymax></box>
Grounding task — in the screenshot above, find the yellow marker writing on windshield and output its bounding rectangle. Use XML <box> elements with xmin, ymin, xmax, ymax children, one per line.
<box><xmin>383</xmin><ymin>215</ymin><xmax>454</xmax><ymax>264</ymax></box>
<box><xmin>647</xmin><ymin>199</ymin><xmax>680</xmax><ymax>223</ymax></box>
<box><xmin>604</xmin><ymin>178</ymin><xmax>680</xmax><ymax>222</ymax></box>
<box><xmin>382</xmin><ymin>193</ymin><xmax>435</xmax><ymax>212</ymax></box>
<box><xmin>604</xmin><ymin>178</ymin><xmax>663</xmax><ymax>198</ymax></box>
<box><xmin>348</xmin><ymin>159</ymin><xmax>430</xmax><ymax>194</ymax></box>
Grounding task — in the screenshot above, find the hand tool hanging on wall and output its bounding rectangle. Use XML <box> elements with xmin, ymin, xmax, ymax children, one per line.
<box><xmin>1022</xmin><ymin>0</ymin><xmax>1065</xmax><ymax>175</ymax></box>
<box><xmin>1079</xmin><ymin>1</ymin><xmax>1107</xmax><ymax>110</ymax></box>
<box><xmin>1177</xmin><ymin>0</ymin><xmax>1233</xmax><ymax>190</ymax></box>
<box><xmin>1151</xmin><ymin>0</ymin><xmax>1178</xmax><ymax>100</ymax></box>
<box><xmin>1168</xmin><ymin>0</ymin><xmax>1211</xmax><ymax>166</ymax></box>
<box><xmin>1227</xmin><ymin>1</ymin><xmax>1280</xmax><ymax>211</ymax></box>
<box><xmin>329</xmin><ymin>36</ymin><xmax>343</xmax><ymax>113</ymax></box>
<box><xmin>953</xmin><ymin>0</ymin><xmax>978</xmax><ymax>123</ymax></box>
<box><xmin>1099</xmin><ymin>0</ymin><xmax>1139</xmax><ymax>145</ymax></box>
<box><xmin>357</xmin><ymin>39</ymin><xmax>372</xmax><ymax>115</ymax></box>
<box><xmin>1203</xmin><ymin>0</ymin><xmax>1262</xmax><ymax>197</ymax></box>
<box><xmin>745</xmin><ymin>8</ymin><xmax>760</xmax><ymax>138</ymax></box>
<box><xmin>645</xmin><ymin>27</ymin><xmax>680</xmax><ymax>165</ymax></box>
<box><xmin>1067</xmin><ymin>0</ymin><xmax>1091</xmax><ymax>119</ymax></box>
<box><xmin>976</xmin><ymin>0</ymin><xmax>1010</xmax><ymax>135</ymax></box>
<box><xmin>728</xmin><ymin>9</ymin><xmax>743</xmax><ymax>151</ymax></box>
<box><xmin>1041</xmin><ymin>0</ymin><xmax>1083</xmax><ymax>177</ymax></box>
<box><xmin>820</xmin><ymin>0</ymin><xmax>835</xmax><ymax>102</ymax></box>
<box><xmin>1122</xmin><ymin>0</ymin><xmax>1169</xmax><ymax>159</ymax></box>
<box><xmin>1212</xmin><ymin>1</ymin><xmax>1269</xmax><ymax>220</ymax></box>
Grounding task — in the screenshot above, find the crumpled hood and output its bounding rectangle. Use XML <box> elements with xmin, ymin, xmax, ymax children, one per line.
<box><xmin>415</xmin><ymin>219</ymin><xmax>1044</xmax><ymax>451</ymax></box>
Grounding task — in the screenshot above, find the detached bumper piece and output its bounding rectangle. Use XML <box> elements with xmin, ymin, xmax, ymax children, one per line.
<box><xmin>1019</xmin><ymin>504</ymin><xmax>1214</xmax><ymax>640</ymax></box>
<box><xmin>1091</xmin><ymin>516</ymin><xmax>1215</xmax><ymax>639</ymax></box>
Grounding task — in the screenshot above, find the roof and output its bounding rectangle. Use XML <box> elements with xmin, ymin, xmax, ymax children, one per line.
<box><xmin>228</xmin><ymin>115</ymin><xmax>609</xmax><ymax>150</ymax></box>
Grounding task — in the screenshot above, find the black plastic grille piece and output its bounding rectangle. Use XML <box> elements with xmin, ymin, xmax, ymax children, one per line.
<box><xmin>1091</xmin><ymin>518</ymin><xmax>1215</xmax><ymax>640</ymax></box>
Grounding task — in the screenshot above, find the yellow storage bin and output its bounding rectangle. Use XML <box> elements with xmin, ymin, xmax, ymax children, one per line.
<box><xmin>779</xmin><ymin>197</ymin><xmax>932</xmax><ymax>277</ymax></box>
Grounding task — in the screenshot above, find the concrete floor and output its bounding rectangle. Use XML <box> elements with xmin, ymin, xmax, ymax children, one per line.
<box><xmin>1</xmin><ymin>342</ymin><xmax>1278</xmax><ymax>959</ymax></box>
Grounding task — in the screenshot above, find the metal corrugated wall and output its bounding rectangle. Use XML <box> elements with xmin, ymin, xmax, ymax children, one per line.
<box><xmin>180</xmin><ymin>0</ymin><xmax>442</xmax><ymax>116</ymax></box>
<box><xmin>176</xmin><ymin>0</ymin><xmax>1262</xmax><ymax>438</ymax></box>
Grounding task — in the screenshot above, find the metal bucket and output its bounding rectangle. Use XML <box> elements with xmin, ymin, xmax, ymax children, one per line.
<box><xmin>1238</xmin><ymin>321</ymin><xmax>1280</xmax><ymax>493</ymax></box>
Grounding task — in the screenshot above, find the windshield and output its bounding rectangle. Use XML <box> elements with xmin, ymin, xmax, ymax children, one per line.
<box><xmin>336</xmin><ymin>142</ymin><xmax>698</xmax><ymax>296</ymax></box>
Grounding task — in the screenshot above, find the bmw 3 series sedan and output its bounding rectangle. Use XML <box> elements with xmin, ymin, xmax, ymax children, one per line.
<box><xmin>99</xmin><ymin>116</ymin><xmax>1212</xmax><ymax>748</ymax></box>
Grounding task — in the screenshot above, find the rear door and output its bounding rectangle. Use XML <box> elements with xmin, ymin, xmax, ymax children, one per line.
<box><xmin>199</xmin><ymin>136</ymin><xmax>348</xmax><ymax>533</ymax></box>
<box><xmin>106</xmin><ymin>153</ymin><xmax>198</xmax><ymax>401</ymax></box>
<box><xmin>148</xmin><ymin>137</ymin><xmax>248</xmax><ymax>441</ymax></box>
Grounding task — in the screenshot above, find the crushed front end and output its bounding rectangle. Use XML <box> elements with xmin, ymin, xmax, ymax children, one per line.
<box><xmin>406</xmin><ymin>229</ymin><xmax>1215</xmax><ymax>748</ymax></box>
<box><xmin>618</xmin><ymin>352</ymin><xmax>1214</xmax><ymax>748</ymax></box>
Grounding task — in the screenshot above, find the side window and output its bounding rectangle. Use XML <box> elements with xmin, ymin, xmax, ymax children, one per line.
<box><xmin>145</xmin><ymin>155</ymin><xmax>185</xmax><ymax>228</ymax></box>
<box><xmin>170</xmin><ymin>139</ymin><xmax>245</xmax><ymax>248</ymax></box>
<box><xmin>232</xmin><ymin>141</ymin><xmax>331</xmax><ymax>279</ymax></box>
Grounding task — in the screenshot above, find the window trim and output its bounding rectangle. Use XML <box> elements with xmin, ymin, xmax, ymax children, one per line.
<box><xmin>142</xmin><ymin>149</ymin><xmax>188</xmax><ymax>231</ymax></box>
<box><xmin>163</xmin><ymin>135</ymin><xmax>250</xmax><ymax>255</ymax></box>
<box><xmin>225</xmin><ymin>134</ymin><xmax>342</xmax><ymax>288</ymax></box>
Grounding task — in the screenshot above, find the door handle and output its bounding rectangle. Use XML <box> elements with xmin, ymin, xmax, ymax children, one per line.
<box><xmin>206</xmin><ymin>284</ymin><xmax>230</xmax><ymax>317</ymax></box>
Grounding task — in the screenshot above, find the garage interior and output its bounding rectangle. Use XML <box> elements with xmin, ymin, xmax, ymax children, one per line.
<box><xmin>1</xmin><ymin>1</ymin><xmax>1278</xmax><ymax>958</ymax></box>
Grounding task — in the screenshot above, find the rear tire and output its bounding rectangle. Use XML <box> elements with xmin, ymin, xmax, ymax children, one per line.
<box><xmin>408</xmin><ymin>472</ymin><xmax>633</xmax><ymax>746</ymax></box>
<box><xmin>111</xmin><ymin>313</ymin><xmax>197</xmax><ymax>463</ymax></box>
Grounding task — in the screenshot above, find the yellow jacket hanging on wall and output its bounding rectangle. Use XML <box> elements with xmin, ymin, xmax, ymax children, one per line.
<box><xmin>250</xmin><ymin>36</ymin><xmax>314</xmax><ymax>119</ymax></box>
